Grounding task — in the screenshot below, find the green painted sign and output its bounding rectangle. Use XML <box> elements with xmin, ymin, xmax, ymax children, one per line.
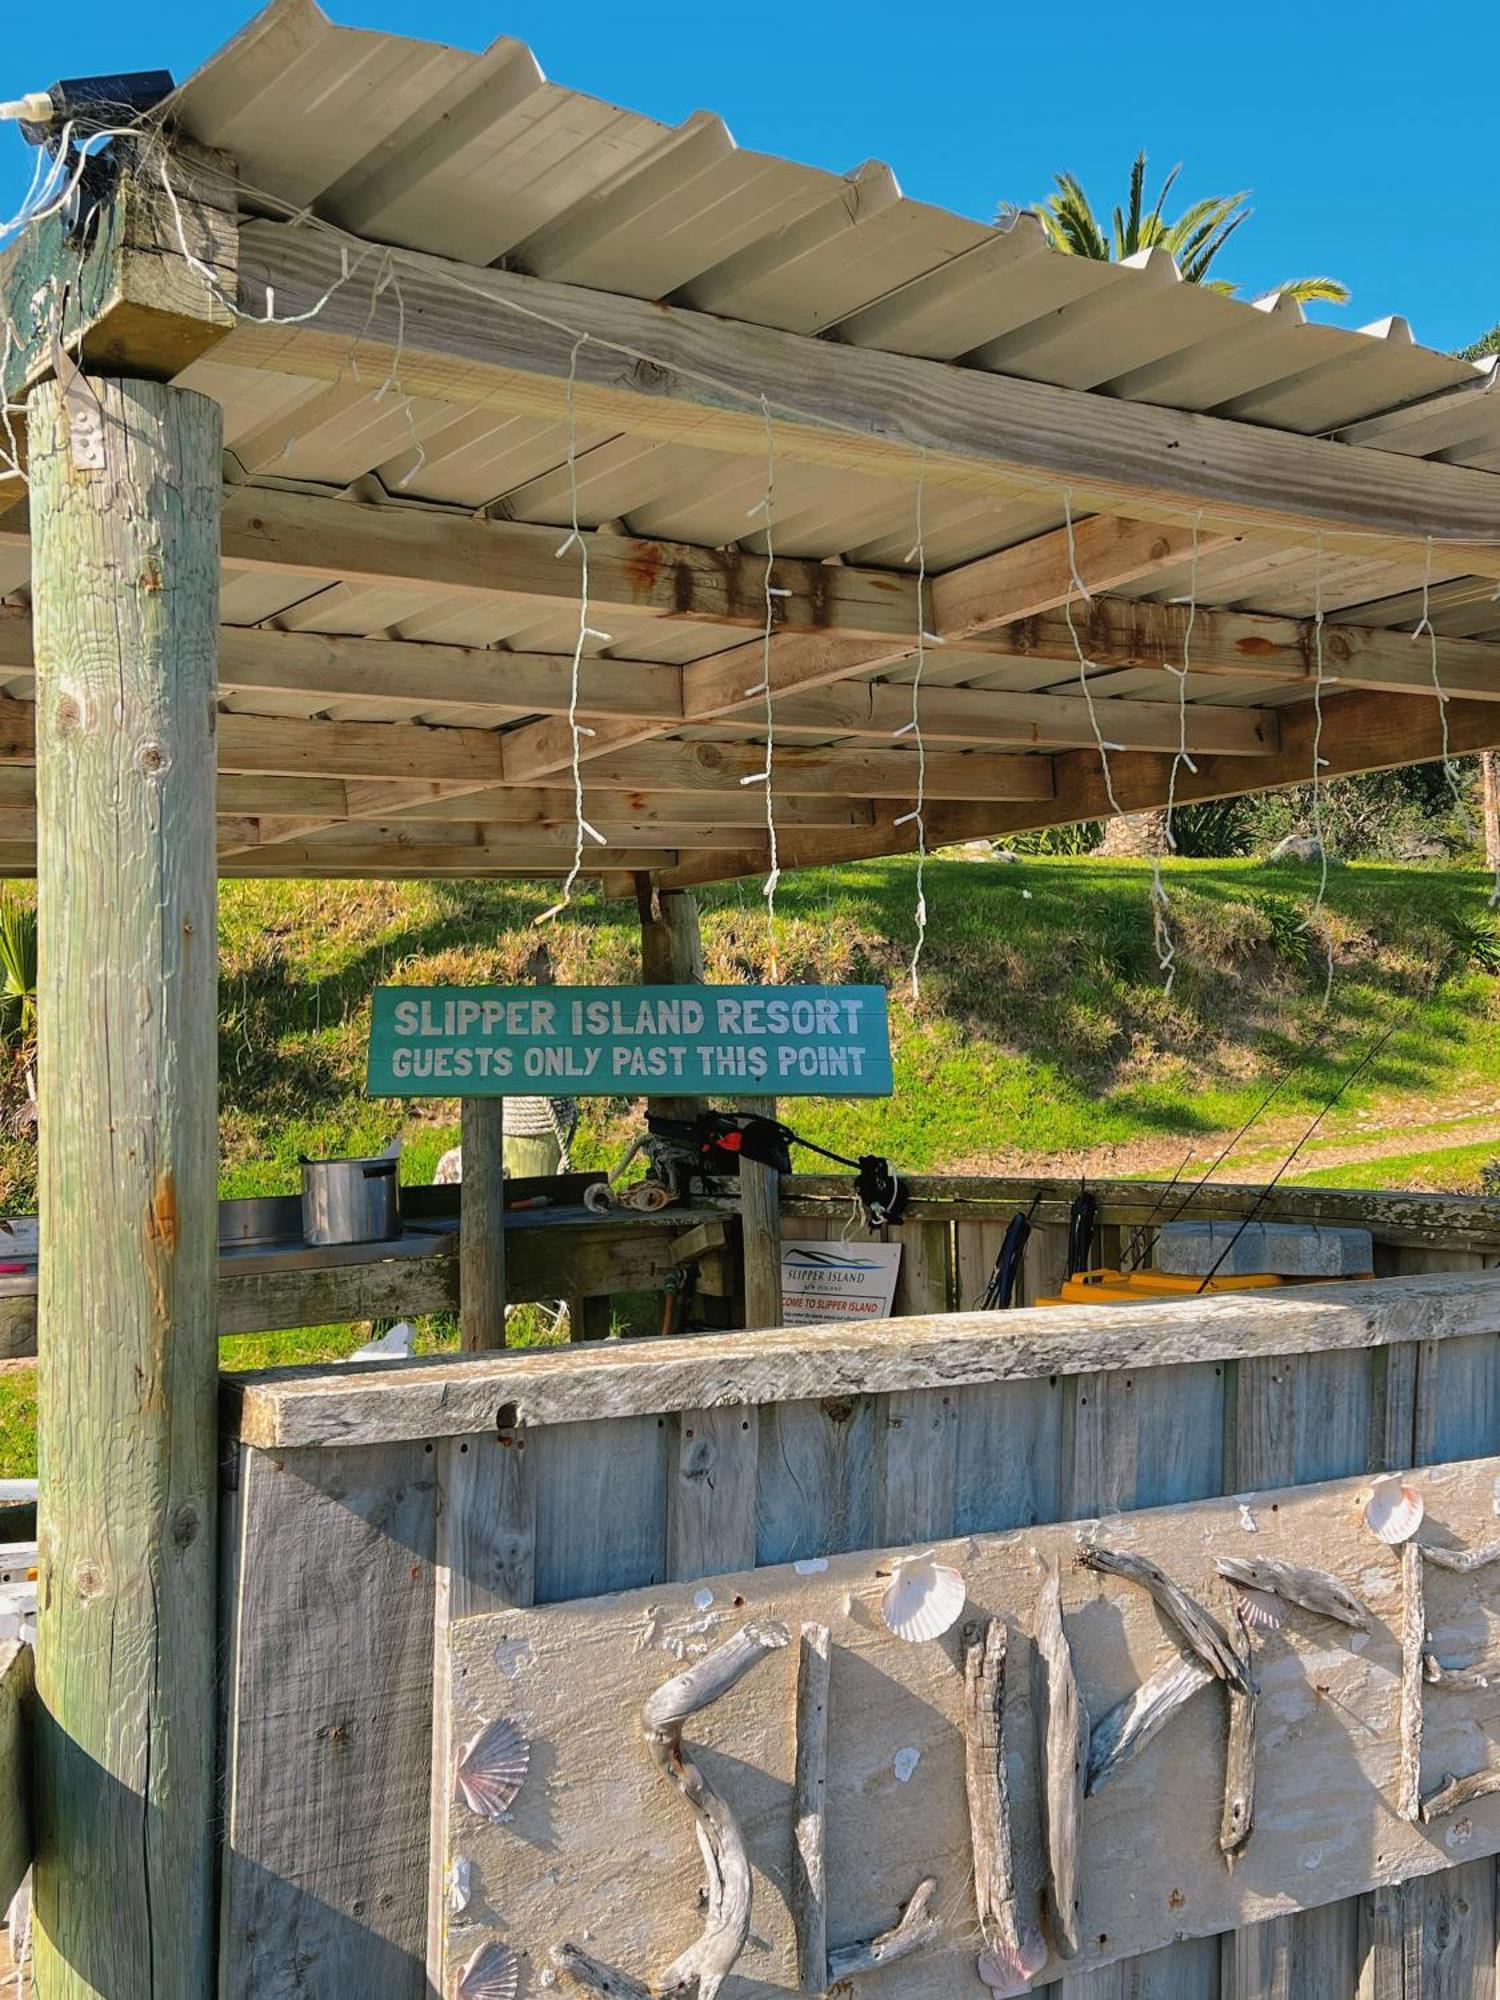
<box><xmin>366</xmin><ymin>984</ymin><xmax>892</xmax><ymax>1098</ymax></box>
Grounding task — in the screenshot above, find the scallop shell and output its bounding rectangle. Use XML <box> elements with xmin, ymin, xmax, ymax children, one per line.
<box><xmin>1232</xmin><ymin>1584</ymin><xmax>1287</xmax><ymax>1633</ymax></box>
<box><xmin>1365</xmin><ymin>1475</ymin><xmax>1424</xmax><ymax>1546</ymax></box>
<box><xmin>448</xmin><ymin>1855</ymin><xmax>473</xmax><ymax>1916</ymax></box>
<box><xmin>880</xmin><ymin>1550</ymin><xmax>967</xmax><ymax>1643</ymax></box>
<box><xmin>978</xmin><ymin>1929</ymin><xmax>1048</xmax><ymax>1994</ymax></box>
<box><xmin>456</xmin><ymin>1717</ymin><xmax>530</xmax><ymax>1820</ymax></box>
<box><xmin>457</xmin><ymin>1940</ymin><xmax>520</xmax><ymax>2000</ymax></box>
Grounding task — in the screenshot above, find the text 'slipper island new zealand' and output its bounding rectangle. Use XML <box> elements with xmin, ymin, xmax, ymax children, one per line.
<box><xmin>365</xmin><ymin>984</ymin><xmax>894</xmax><ymax>1098</ymax></box>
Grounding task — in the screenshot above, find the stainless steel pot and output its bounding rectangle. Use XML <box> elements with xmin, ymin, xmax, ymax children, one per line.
<box><xmin>300</xmin><ymin>1155</ymin><xmax>401</xmax><ymax>1246</ymax></box>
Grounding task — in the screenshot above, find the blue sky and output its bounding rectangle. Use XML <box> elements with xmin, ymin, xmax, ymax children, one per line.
<box><xmin>4</xmin><ymin>0</ymin><xmax>1497</xmax><ymax>355</ymax></box>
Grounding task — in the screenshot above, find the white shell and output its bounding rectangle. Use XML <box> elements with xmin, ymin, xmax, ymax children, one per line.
<box><xmin>978</xmin><ymin>1930</ymin><xmax>1048</xmax><ymax>1994</ymax></box>
<box><xmin>1232</xmin><ymin>1584</ymin><xmax>1287</xmax><ymax>1633</ymax></box>
<box><xmin>458</xmin><ymin>1940</ymin><xmax>520</xmax><ymax>2000</ymax></box>
<box><xmin>1366</xmin><ymin>1476</ymin><xmax>1424</xmax><ymax>1545</ymax></box>
<box><xmin>456</xmin><ymin>1717</ymin><xmax>530</xmax><ymax>1819</ymax></box>
<box><xmin>449</xmin><ymin>1855</ymin><xmax>473</xmax><ymax>1915</ymax></box>
<box><xmin>881</xmin><ymin>1551</ymin><xmax>967</xmax><ymax>1643</ymax></box>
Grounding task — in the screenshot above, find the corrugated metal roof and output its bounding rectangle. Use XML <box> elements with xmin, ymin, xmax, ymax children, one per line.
<box><xmin>4</xmin><ymin>0</ymin><xmax>1493</xmax><ymax>879</ymax></box>
<box><xmin>170</xmin><ymin>0</ymin><xmax>1498</xmax><ymax>460</ymax></box>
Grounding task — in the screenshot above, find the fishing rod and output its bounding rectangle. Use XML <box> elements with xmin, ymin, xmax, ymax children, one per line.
<box><xmin>1122</xmin><ymin>1045</ymin><xmax>1312</xmax><ymax>1272</ymax></box>
<box><xmin>1193</xmin><ymin>1014</ymin><xmax>1407</xmax><ymax>1295</ymax></box>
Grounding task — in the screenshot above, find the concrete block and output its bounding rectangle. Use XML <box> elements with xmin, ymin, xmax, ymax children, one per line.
<box><xmin>1154</xmin><ymin>1219</ymin><xmax>1374</xmax><ymax>1278</ymax></box>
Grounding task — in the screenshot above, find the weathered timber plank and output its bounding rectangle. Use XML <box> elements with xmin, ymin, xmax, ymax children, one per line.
<box><xmin>532</xmin><ymin>1417</ymin><xmax>669</xmax><ymax>1604</ymax></box>
<box><xmin>220</xmin><ymin>1442</ymin><xmax>438</xmax><ymax>1999</ymax></box>
<box><xmin>225</xmin><ymin>1270</ymin><xmax>1500</xmax><ymax>1449</ymax></box>
<box><xmin>666</xmin><ymin>1407</ymin><xmax>759</xmax><ymax>1582</ymax></box>
<box><xmin>443</xmin><ymin>1454</ymin><xmax>1500</xmax><ymax>1997</ymax></box>
<box><xmin>428</xmin><ymin>1423</ymin><xmax>539</xmax><ymax>1981</ymax></box>
<box><xmin>755</xmin><ymin>1395</ymin><xmax>876</xmax><ymax>1565</ymax></box>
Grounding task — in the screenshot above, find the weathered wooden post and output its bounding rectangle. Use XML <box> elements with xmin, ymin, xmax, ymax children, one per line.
<box><xmin>736</xmin><ymin>1093</ymin><xmax>784</xmax><ymax>1330</ymax></box>
<box><xmin>460</xmin><ymin>1095</ymin><xmax>507</xmax><ymax>1351</ymax></box>
<box><xmin>637</xmin><ymin>879</ymin><xmax>705</xmax><ymax>1123</ymax></box>
<box><xmin>30</xmin><ymin>375</ymin><xmax>222</xmax><ymax>1995</ymax></box>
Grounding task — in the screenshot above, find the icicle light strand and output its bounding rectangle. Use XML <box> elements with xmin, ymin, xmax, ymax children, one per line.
<box><xmin>1062</xmin><ymin>491</ymin><xmax>1126</xmax><ymax>823</ymax></box>
<box><xmin>754</xmin><ymin>395</ymin><xmax>782</xmax><ymax>979</ymax></box>
<box><xmin>1308</xmin><ymin>535</ymin><xmax>1335</xmax><ymax>1005</ymax></box>
<box><xmin>1149</xmin><ymin>512</ymin><xmax>1204</xmax><ymax>995</ymax></box>
<box><xmin>896</xmin><ymin>449</ymin><xmax>931</xmax><ymax>998</ymax></box>
<box><xmin>1415</xmin><ymin>534</ymin><xmax>1474</xmax><ymax>839</ymax></box>
<box><xmin>536</xmin><ymin>333</ymin><xmax>605</xmax><ymax>926</ymax></box>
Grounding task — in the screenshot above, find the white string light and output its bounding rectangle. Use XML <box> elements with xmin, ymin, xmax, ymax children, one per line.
<box><xmin>1149</xmin><ymin>512</ymin><xmax>1204</xmax><ymax>995</ymax></box>
<box><xmin>1414</xmin><ymin>534</ymin><xmax>1475</xmax><ymax>839</ymax></box>
<box><xmin>1308</xmin><ymin>534</ymin><xmax>1335</xmax><ymax>1005</ymax></box>
<box><xmin>749</xmin><ymin>394</ymin><xmax>782</xmax><ymax>979</ymax></box>
<box><xmin>894</xmin><ymin>450</ymin><xmax>931</xmax><ymax>998</ymax></box>
<box><xmin>536</xmin><ymin>334</ymin><xmax>608</xmax><ymax>926</ymax></box>
<box><xmin>1061</xmin><ymin>491</ymin><xmax>1127</xmax><ymax>821</ymax></box>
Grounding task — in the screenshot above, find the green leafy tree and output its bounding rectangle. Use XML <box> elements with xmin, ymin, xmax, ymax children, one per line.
<box><xmin>1024</xmin><ymin>152</ymin><xmax>1349</xmax><ymax>304</ymax></box>
<box><xmin>0</xmin><ymin>894</ymin><xmax>35</xmax><ymax>1047</ymax></box>
<box><xmin>1460</xmin><ymin>325</ymin><xmax>1500</xmax><ymax>361</ymax></box>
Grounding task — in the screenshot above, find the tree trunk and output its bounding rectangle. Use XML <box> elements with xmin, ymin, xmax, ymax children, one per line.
<box><xmin>1095</xmin><ymin>809</ymin><xmax>1171</xmax><ymax>858</ymax></box>
<box><xmin>1482</xmin><ymin>752</ymin><xmax>1500</xmax><ymax>872</ymax></box>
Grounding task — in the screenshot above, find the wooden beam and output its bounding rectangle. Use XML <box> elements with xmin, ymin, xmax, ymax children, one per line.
<box><xmin>982</xmin><ymin>599</ymin><xmax>1500</xmax><ymax>699</ymax></box>
<box><xmin>577</xmin><ymin>741</ymin><xmax>1056</xmax><ymax>801</ymax></box>
<box><xmin>0</xmin><ymin>142</ymin><xmax>237</xmax><ymax>412</ymax></box>
<box><xmin>223</xmin><ymin>839</ymin><xmax>680</xmax><ymax>876</ymax></box>
<box><xmin>770</xmin><ymin>682</ymin><xmax>1277</xmax><ymax>755</ymax></box>
<box><xmin>214</xmin><ymin>490</ymin><xmax>915</xmax><ymax>644</ymax></box>
<box><xmin>31</xmin><ymin>376</ymin><xmax>220</xmax><ymax>1993</ymax></box>
<box><xmin>230</xmin><ymin>219</ymin><xmax>1500</xmax><ymax>574</ymax></box>
<box><xmin>657</xmin><ymin>682</ymin><xmax>1500</xmax><ymax>886</ymax></box>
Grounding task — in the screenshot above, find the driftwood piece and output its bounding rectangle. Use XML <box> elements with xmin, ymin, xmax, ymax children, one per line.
<box><xmin>1423</xmin><ymin>1539</ymin><xmax>1500</xmax><ymax>1574</ymax></box>
<box><xmin>1424</xmin><ymin>1653</ymin><xmax>1500</xmax><ymax>1690</ymax></box>
<box><xmin>962</xmin><ymin>1621</ymin><xmax>1042</xmax><ymax>1978</ymax></box>
<box><xmin>826</xmin><ymin>1878</ymin><xmax>939</xmax><ymax>1982</ymax></box>
<box><xmin>552</xmin><ymin>1941</ymin><xmax>652</xmax><ymax>1997</ymax></box>
<box><xmin>1398</xmin><ymin>1541</ymin><xmax>1425</xmax><ymax>1824</ymax></box>
<box><xmin>640</xmin><ymin>1621</ymin><xmax>790</xmax><ymax>2000</ymax></box>
<box><xmin>1079</xmin><ymin>1545</ymin><xmax>1250</xmax><ymax>1689</ymax></box>
<box><xmin>1420</xmin><ymin>1768</ymin><xmax>1500</xmax><ymax>1824</ymax></box>
<box><xmin>1215</xmin><ymin>1555</ymin><xmax>1368</xmax><ymax>1629</ymax></box>
<box><xmin>1033</xmin><ymin>1560</ymin><xmax>1087</xmax><ymax>1960</ymax></box>
<box><xmin>792</xmin><ymin>1624</ymin><xmax>830</xmax><ymax>1992</ymax></box>
<box><xmin>1220</xmin><ymin>1685</ymin><xmax>1258</xmax><ymax>1859</ymax></box>
<box><xmin>1087</xmin><ymin>1652</ymin><xmax>1216</xmax><ymax>1796</ymax></box>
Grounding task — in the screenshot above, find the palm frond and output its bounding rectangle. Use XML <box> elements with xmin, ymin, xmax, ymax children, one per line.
<box><xmin>1181</xmin><ymin>209</ymin><xmax>1251</xmax><ymax>284</ymax></box>
<box><xmin>1141</xmin><ymin>160</ymin><xmax>1184</xmax><ymax>246</ymax></box>
<box><xmin>1162</xmin><ymin>193</ymin><xmax>1249</xmax><ymax>260</ymax></box>
<box><xmin>1116</xmin><ymin>151</ymin><xmax>1148</xmax><ymax>258</ymax></box>
<box><xmin>1271</xmin><ymin>274</ymin><xmax>1351</xmax><ymax>304</ymax></box>
<box><xmin>1039</xmin><ymin>171</ymin><xmax>1110</xmax><ymax>261</ymax></box>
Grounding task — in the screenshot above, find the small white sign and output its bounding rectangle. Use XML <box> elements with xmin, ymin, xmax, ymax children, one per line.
<box><xmin>780</xmin><ymin>1240</ymin><xmax>903</xmax><ymax>1324</ymax></box>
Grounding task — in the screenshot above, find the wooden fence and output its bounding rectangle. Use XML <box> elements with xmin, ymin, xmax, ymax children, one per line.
<box><xmin>218</xmin><ymin>1245</ymin><xmax>1500</xmax><ymax>1999</ymax></box>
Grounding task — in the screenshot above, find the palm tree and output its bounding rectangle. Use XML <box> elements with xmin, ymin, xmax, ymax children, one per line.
<box><xmin>1026</xmin><ymin>152</ymin><xmax>1349</xmax><ymax>305</ymax></box>
<box><xmin>1460</xmin><ymin>325</ymin><xmax>1500</xmax><ymax>361</ymax></box>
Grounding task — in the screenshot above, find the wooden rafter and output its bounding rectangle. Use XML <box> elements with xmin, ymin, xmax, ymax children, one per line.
<box><xmin>231</xmin><ymin>219</ymin><xmax>1500</xmax><ymax>574</ymax></box>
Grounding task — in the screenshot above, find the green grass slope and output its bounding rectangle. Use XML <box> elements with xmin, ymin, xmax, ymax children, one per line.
<box><xmin>3</xmin><ymin>853</ymin><xmax>1499</xmax><ymax>1474</ymax></box>
<box><xmin>0</xmin><ymin>852</ymin><xmax>1491</xmax><ymax>1212</ymax></box>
